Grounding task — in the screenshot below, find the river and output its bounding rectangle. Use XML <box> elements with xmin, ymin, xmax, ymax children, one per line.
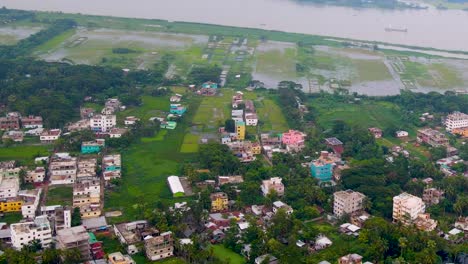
<box><xmin>0</xmin><ymin>0</ymin><xmax>468</xmax><ymax>52</ymax></box>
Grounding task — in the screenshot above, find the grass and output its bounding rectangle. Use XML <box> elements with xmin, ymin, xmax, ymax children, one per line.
<box><xmin>46</xmin><ymin>186</ymin><xmax>73</xmax><ymax>206</ymax></box>
<box><xmin>352</xmin><ymin>59</ymin><xmax>392</xmax><ymax>81</ymax></box>
<box><xmin>211</xmin><ymin>244</ymin><xmax>246</xmax><ymax>264</ymax></box>
<box><xmin>0</xmin><ymin>145</ymin><xmax>50</xmax><ymax>163</ymax></box>
<box><xmin>428</xmin><ymin>63</ymin><xmax>463</xmax><ymax>88</ymax></box>
<box><xmin>120</xmin><ymin>95</ymin><xmax>171</xmax><ymax>121</ymax></box>
<box><xmin>33</xmin><ymin>28</ymin><xmax>76</xmax><ymax>54</ymax></box>
<box><xmin>180</xmin><ymin>134</ymin><xmax>200</xmax><ymax>153</ymax></box>
<box><xmin>256</xmin><ymin>99</ymin><xmax>289</xmax><ymax>133</ymax></box>
<box><xmin>0</xmin><ymin>212</ymin><xmax>22</xmax><ymax>225</ymax></box>
<box><xmin>192</xmin><ymin>89</ymin><xmax>235</xmax><ymax>132</ymax></box>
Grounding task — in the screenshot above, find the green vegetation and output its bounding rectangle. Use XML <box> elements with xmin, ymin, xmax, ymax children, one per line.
<box><xmin>180</xmin><ymin>134</ymin><xmax>200</xmax><ymax>153</ymax></box>
<box><xmin>352</xmin><ymin>59</ymin><xmax>392</xmax><ymax>81</ymax></box>
<box><xmin>33</xmin><ymin>28</ymin><xmax>76</xmax><ymax>54</ymax></box>
<box><xmin>0</xmin><ymin>145</ymin><xmax>50</xmax><ymax>162</ymax></box>
<box><xmin>211</xmin><ymin>245</ymin><xmax>246</xmax><ymax>264</ymax></box>
<box><xmin>256</xmin><ymin>47</ymin><xmax>297</xmax><ymax>79</ymax></box>
<box><xmin>256</xmin><ymin>99</ymin><xmax>289</xmax><ymax>132</ymax></box>
<box><xmin>0</xmin><ymin>212</ymin><xmax>22</xmax><ymax>225</ymax></box>
<box><xmin>46</xmin><ymin>186</ymin><xmax>73</xmax><ymax>206</ymax></box>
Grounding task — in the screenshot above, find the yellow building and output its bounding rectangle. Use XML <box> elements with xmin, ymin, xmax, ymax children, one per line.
<box><xmin>236</xmin><ymin>121</ymin><xmax>245</xmax><ymax>140</ymax></box>
<box><xmin>251</xmin><ymin>143</ymin><xmax>261</xmax><ymax>155</ymax></box>
<box><xmin>0</xmin><ymin>199</ymin><xmax>23</xmax><ymax>213</ymax></box>
<box><xmin>210</xmin><ymin>192</ymin><xmax>228</xmax><ymax>212</ymax></box>
<box><xmin>453</xmin><ymin>127</ymin><xmax>468</xmax><ymax>137</ymax></box>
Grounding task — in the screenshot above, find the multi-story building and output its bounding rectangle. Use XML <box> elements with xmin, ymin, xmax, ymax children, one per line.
<box><xmin>40</xmin><ymin>129</ymin><xmax>62</xmax><ymax>144</ymax></box>
<box><xmin>325</xmin><ymin>137</ymin><xmax>344</xmax><ymax>156</ymax></box>
<box><xmin>114</xmin><ymin>220</ymin><xmax>157</xmax><ymax>254</ymax></box>
<box><xmin>231</xmin><ymin>109</ymin><xmax>244</xmax><ymax>123</ymax></box>
<box><xmin>19</xmin><ymin>189</ymin><xmax>42</xmax><ymax>219</ymax></box>
<box><xmin>56</xmin><ymin>226</ymin><xmax>91</xmax><ymax>260</ymax></box>
<box><xmin>20</xmin><ymin>115</ymin><xmax>43</xmax><ymax>128</ymax></box>
<box><xmin>108</xmin><ymin>252</ymin><xmax>136</xmax><ymax>264</ymax></box>
<box><xmin>109</xmin><ymin>128</ymin><xmax>128</xmax><ymax>138</ymax></box>
<box><xmin>73</xmin><ymin>179</ymin><xmax>101</xmax><ymax>219</ymax></box>
<box><xmin>417</xmin><ymin>128</ymin><xmax>449</xmax><ymax>147</ymax></box>
<box><xmin>124</xmin><ymin>116</ymin><xmax>140</xmax><ymax>126</ymax></box>
<box><xmin>77</xmin><ymin>157</ymin><xmax>97</xmax><ymax>180</ymax></box>
<box><xmin>144</xmin><ymin>231</ymin><xmax>174</xmax><ymax>261</ymax></box>
<box><xmin>333</xmin><ymin>190</ymin><xmax>366</xmax><ymax>217</ymax></box>
<box><xmin>236</xmin><ymin>121</ymin><xmax>246</xmax><ymax>140</ymax></box>
<box><xmin>310</xmin><ymin>151</ymin><xmax>340</xmax><ymax>182</ymax></box>
<box><xmin>0</xmin><ymin>172</ymin><xmax>19</xmax><ymax>199</ymax></box>
<box><xmin>422</xmin><ymin>188</ymin><xmax>444</xmax><ymax>206</ymax></box>
<box><xmin>11</xmin><ymin>215</ymin><xmax>52</xmax><ymax>250</ymax></box>
<box><xmin>81</xmin><ymin>139</ymin><xmax>105</xmax><ymax>154</ymax></box>
<box><xmin>0</xmin><ymin>116</ymin><xmax>20</xmax><ymax>130</ymax></box>
<box><xmin>392</xmin><ymin>192</ymin><xmax>425</xmax><ymax>225</ymax></box>
<box><xmin>210</xmin><ymin>192</ymin><xmax>228</xmax><ymax>212</ymax></box>
<box><xmin>90</xmin><ymin>114</ymin><xmax>116</xmax><ymax>132</ymax></box>
<box><xmin>281</xmin><ymin>130</ymin><xmax>306</xmax><ymax>152</ymax></box>
<box><xmin>0</xmin><ymin>198</ymin><xmax>22</xmax><ymax>213</ymax></box>
<box><xmin>103</xmin><ymin>154</ymin><xmax>121</xmax><ymax>181</ymax></box>
<box><xmin>452</xmin><ymin>127</ymin><xmax>468</xmax><ymax>137</ymax></box>
<box><xmin>261</xmin><ymin>177</ymin><xmax>284</xmax><ymax>197</ymax></box>
<box><xmin>49</xmin><ymin>154</ymin><xmax>77</xmax><ymax>185</ymax></box>
<box><xmin>445</xmin><ymin>111</ymin><xmax>468</xmax><ymax>132</ymax></box>
<box><xmin>245</xmin><ymin>113</ymin><xmax>258</xmax><ymax>126</ymax></box>
<box><xmin>25</xmin><ymin>167</ymin><xmax>46</xmax><ymax>183</ymax></box>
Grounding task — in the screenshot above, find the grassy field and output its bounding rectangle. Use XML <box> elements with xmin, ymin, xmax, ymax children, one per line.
<box><xmin>353</xmin><ymin>59</ymin><xmax>392</xmax><ymax>81</ymax></box>
<box><xmin>211</xmin><ymin>245</ymin><xmax>246</xmax><ymax>264</ymax></box>
<box><xmin>34</xmin><ymin>28</ymin><xmax>76</xmax><ymax>54</ymax></box>
<box><xmin>192</xmin><ymin>89</ymin><xmax>236</xmax><ymax>132</ymax></box>
<box><xmin>256</xmin><ymin>99</ymin><xmax>289</xmax><ymax>132</ymax></box>
<box><xmin>0</xmin><ymin>145</ymin><xmax>50</xmax><ymax>163</ymax></box>
<box><xmin>46</xmin><ymin>186</ymin><xmax>73</xmax><ymax>206</ymax></box>
<box><xmin>180</xmin><ymin>134</ymin><xmax>200</xmax><ymax>153</ymax></box>
<box><xmin>0</xmin><ymin>212</ymin><xmax>23</xmax><ymax>225</ymax></box>
<box><xmin>119</xmin><ymin>95</ymin><xmax>171</xmax><ymax>121</ymax></box>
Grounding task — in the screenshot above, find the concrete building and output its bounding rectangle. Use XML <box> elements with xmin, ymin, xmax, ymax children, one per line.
<box><xmin>19</xmin><ymin>189</ymin><xmax>42</xmax><ymax>219</ymax></box>
<box><xmin>11</xmin><ymin>215</ymin><xmax>52</xmax><ymax>250</ymax></box>
<box><xmin>56</xmin><ymin>226</ymin><xmax>91</xmax><ymax>260</ymax></box>
<box><xmin>81</xmin><ymin>139</ymin><xmax>105</xmax><ymax>154</ymax></box>
<box><xmin>261</xmin><ymin>177</ymin><xmax>284</xmax><ymax>197</ymax></box>
<box><xmin>114</xmin><ymin>220</ymin><xmax>157</xmax><ymax>254</ymax></box>
<box><xmin>395</xmin><ymin>130</ymin><xmax>409</xmax><ymax>138</ymax></box>
<box><xmin>392</xmin><ymin>192</ymin><xmax>425</xmax><ymax>225</ymax></box>
<box><xmin>144</xmin><ymin>231</ymin><xmax>174</xmax><ymax>261</ymax></box>
<box><xmin>0</xmin><ymin>116</ymin><xmax>20</xmax><ymax>130</ymax></box>
<box><xmin>20</xmin><ymin>115</ymin><xmax>43</xmax><ymax>128</ymax></box>
<box><xmin>109</xmin><ymin>127</ymin><xmax>129</xmax><ymax>138</ymax></box>
<box><xmin>48</xmin><ymin>154</ymin><xmax>77</xmax><ymax>185</ymax></box>
<box><xmin>73</xmin><ymin>178</ymin><xmax>101</xmax><ymax>219</ymax></box>
<box><xmin>272</xmin><ymin>201</ymin><xmax>293</xmax><ymax>215</ymax></box>
<box><xmin>311</xmin><ymin>151</ymin><xmax>339</xmax><ymax>182</ymax></box>
<box><xmin>333</xmin><ymin>190</ymin><xmax>366</xmax><ymax>218</ymax></box>
<box><xmin>422</xmin><ymin>188</ymin><xmax>444</xmax><ymax>206</ymax></box>
<box><xmin>368</xmin><ymin>127</ymin><xmax>382</xmax><ymax>138</ymax></box>
<box><xmin>217</xmin><ymin>175</ymin><xmax>244</xmax><ymax>186</ymax></box>
<box><xmin>417</xmin><ymin>128</ymin><xmax>449</xmax><ymax>147</ymax></box>
<box><xmin>77</xmin><ymin>157</ymin><xmax>97</xmax><ymax>180</ymax></box>
<box><xmin>108</xmin><ymin>252</ymin><xmax>136</xmax><ymax>264</ymax></box>
<box><xmin>245</xmin><ymin>113</ymin><xmax>258</xmax><ymax>126</ymax></box>
<box><xmin>2</xmin><ymin>130</ymin><xmax>24</xmax><ymax>143</ymax></box>
<box><xmin>445</xmin><ymin>111</ymin><xmax>468</xmax><ymax>132</ymax></box>
<box><xmin>338</xmin><ymin>253</ymin><xmax>363</xmax><ymax>264</ymax></box>
<box><xmin>103</xmin><ymin>154</ymin><xmax>121</xmax><ymax>182</ymax></box>
<box><xmin>0</xmin><ymin>172</ymin><xmax>19</xmax><ymax>199</ymax></box>
<box><xmin>90</xmin><ymin>114</ymin><xmax>116</xmax><ymax>132</ymax></box>
<box><xmin>210</xmin><ymin>192</ymin><xmax>228</xmax><ymax>212</ymax></box>
<box><xmin>236</xmin><ymin>120</ymin><xmax>246</xmax><ymax>140</ymax></box>
<box><xmin>325</xmin><ymin>137</ymin><xmax>344</xmax><ymax>156</ymax></box>
<box><xmin>40</xmin><ymin>129</ymin><xmax>62</xmax><ymax>143</ymax></box>
<box><xmin>25</xmin><ymin>167</ymin><xmax>45</xmax><ymax>183</ymax></box>
<box><xmin>124</xmin><ymin>116</ymin><xmax>140</xmax><ymax>126</ymax></box>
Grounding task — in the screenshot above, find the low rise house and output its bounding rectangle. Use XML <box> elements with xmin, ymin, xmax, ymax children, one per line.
<box><xmin>350</xmin><ymin>212</ymin><xmax>371</xmax><ymax>228</ymax></box>
<box><xmin>40</xmin><ymin>129</ymin><xmax>62</xmax><ymax>143</ymax></box>
<box><xmin>314</xmin><ymin>235</ymin><xmax>333</xmax><ymax>250</ymax></box>
<box><xmin>144</xmin><ymin>231</ymin><xmax>174</xmax><ymax>261</ymax></box>
<box><xmin>282</xmin><ymin>130</ymin><xmax>306</xmax><ymax>152</ymax></box>
<box><xmin>109</xmin><ymin>127</ymin><xmax>129</xmax><ymax>138</ymax></box>
<box><xmin>161</xmin><ymin>121</ymin><xmax>177</xmax><ymax>130</ymax></box>
<box><xmin>81</xmin><ymin>139</ymin><xmax>105</xmax><ymax>154</ymax></box>
<box><xmin>169</xmin><ymin>104</ymin><xmax>187</xmax><ymax>115</ymax></box>
<box><xmin>20</xmin><ymin>115</ymin><xmax>43</xmax><ymax>128</ymax></box>
<box><xmin>19</xmin><ymin>189</ymin><xmax>42</xmax><ymax>219</ymax></box>
<box><xmin>210</xmin><ymin>192</ymin><xmax>229</xmax><ymax>212</ymax></box>
<box><xmin>272</xmin><ymin>201</ymin><xmax>293</xmax><ymax>215</ymax></box>
<box><xmin>56</xmin><ymin>226</ymin><xmax>91</xmax><ymax>260</ymax></box>
<box><xmin>167</xmin><ymin>176</ymin><xmax>185</xmax><ymax>197</ymax></box>
<box><xmin>339</xmin><ymin>253</ymin><xmax>363</xmax><ymax>264</ymax></box>
<box><xmin>217</xmin><ymin>175</ymin><xmax>244</xmax><ymax>186</ymax></box>
<box><xmin>333</xmin><ymin>190</ymin><xmax>366</xmax><ymax>218</ymax></box>
<box><xmin>103</xmin><ymin>154</ymin><xmax>121</xmax><ymax>182</ymax></box>
<box><xmin>108</xmin><ymin>252</ymin><xmax>136</xmax><ymax>264</ymax></box>
<box><xmin>67</xmin><ymin>119</ymin><xmax>90</xmax><ymax>132</ymax></box>
<box><xmin>395</xmin><ymin>130</ymin><xmax>409</xmax><ymax>138</ymax></box>
<box><xmin>422</xmin><ymin>188</ymin><xmax>444</xmax><ymax>206</ymax></box>
<box><xmin>11</xmin><ymin>215</ymin><xmax>52</xmax><ymax>249</ymax></box>
<box><xmin>261</xmin><ymin>177</ymin><xmax>284</xmax><ymax>197</ymax></box>
<box><xmin>368</xmin><ymin>127</ymin><xmax>382</xmax><ymax>138</ymax></box>
<box><xmin>255</xmin><ymin>254</ymin><xmax>278</xmax><ymax>264</ymax></box>
<box><xmin>105</xmin><ymin>98</ymin><xmax>123</xmax><ymax>113</ymax></box>
<box><xmin>114</xmin><ymin>220</ymin><xmax>155</xmax><ymax>254</ymax></box>
<box><xmin>325</xmin><ymin>137</ymin><xmax>344</xmax><ymax>156</ymax></box>
<box><xmin>90</xmin><ymin>114</ymin><xmax>116</xmax><ymax>132</ymax></box>
<box><xmin>201</xmin><ymin>81</ymin><xmax>218</xmax><ymax>89</ymax></box>
<box><xmin>414</xmin><ymin>213</ymin><xmax>438</xmax><ymax>232</ymax></box>
<box><xmin>124</xmin><ymin>116</ymin><xmax>140</xmax><ymax>126</ymax></box>
<box><xmin>261</xmin><ymin>133</ymin><xmax>281</xmax><ymax>146</ymax></box>
<box><xmin>25</xmin><ymin>167</ymin><xmax>45</xmax><ymax>183</ymax></box>
<box><xmin>170</xmin><ymin>94</ymin><xmax>182</xmax><ymax>103</ymax></box>
<box><xmin>80</xmin><ymin>107</ymin><xmax>95</xmax><ymax>119</ymax></box>
<box><xmin>2</xmin><ymin>130</ymin><xmax>24</xmax><ymax>142</ymax></box>
<box><xmin>48</xmin><ymin>153</ymin><xmax>77</xmax><ymax>185</ymax></box>
<box><xmin>232</xmin><ymin>91</ymin><xmax>243</xmax><ymax>108</ymax></box>
<box><xmin>417</xmin><ymin>128</ymin><xmax>449</xmax><ymax>147</ymax></box>
<box><xmin>452</xmin><ymin>127</ymin><xmax>468</xmax><ymax>137</ymax></box>
<box><xmin>25</xmin><ymin>127</ymin><xmax>44</xmax><ymax>136</ymax></box>
<box><xmin>245</xmin><ymin>113</ymin><xmax>258</xmax><ymax>126</ymax></box>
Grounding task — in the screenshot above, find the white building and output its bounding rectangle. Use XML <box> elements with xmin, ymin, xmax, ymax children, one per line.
<box><xmin>445</xmin><ymin>111</ymin><xmax>468</xmax><ymax>132</ymax></box>
<box><xmin>90</xmin><ymin>115</ymin><xmax>116</xmax><ymax>132</ymax></box>
<box><xmin>333</xmin><ymin>190</ymin><xmax>366</xmax><ymax>218</ymax></box>
<box><xmin>48</xmin><ymin>154</ymin><xmax>77</xmax><ymax>185</ymax></box>
<box><xmin>124</xmin><ymin>116</ymin><xmax>140</xmax><ymax>126</ymax></box>
<box><xmin>393</xmin><ymin>192</ymin><xmax>425</xmax><ymax>225</ymax></box>
<box><xmin>19</xmin><ymin>189</ymin><xmax>42</xmax><ymax>219</ymax></box>
<box><xmin>245</xmin><ymin>113</ymin><xmax>258</xmax><ymax>126</ymax></box>
<box><xmin>25</xmin><ymin>167</ymin><xmax>45</xmax><ymax>183</ymax></box>
<box><xmin>11</xmin><ymin>215</ymin><xmax>52</xmax><ymax>250</ymax></box>
<box><xmin>395</xmin><ymin>130</ymin><xmax>409</xmax><ymax>138</ymax></box>
<box><xmin>272</xmin><ymin>201</ymin><xmax>293</xmax><ymax>215</ymax></box>
<box><xmin>40</xmin><ymin>129</ymin><xmax>62</xmax><ymax>143</ymax></box>
<box><xmin>261</xmin><ymin>177</ymin><xmax>284</xmax><ymax>197</ymax></box>
<box><xmin>167</xmin><ymin>176</ymin><xmax>184</xmax><ymax>197</ymax></box>
<box><xmin>102</xmin><ymin>154</ymin><xmax>121</xmax><ymax>181</ymax></box>
<box><xmin>0</xmin><ymin>173</ymin><xmax>19</xmax><ymax>199</ymax></box>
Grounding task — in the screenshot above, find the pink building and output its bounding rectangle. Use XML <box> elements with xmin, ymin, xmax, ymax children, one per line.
<box><xmin>281</xmin><ymin>130</ymin><xmax>306</xmax><ymax>146</ymax></box>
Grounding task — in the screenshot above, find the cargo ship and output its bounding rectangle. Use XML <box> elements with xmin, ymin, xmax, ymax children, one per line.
<box><xmin>385</xmin><ymin>25</ymin><xmax>408</xmax><ymax>33</ymax></box>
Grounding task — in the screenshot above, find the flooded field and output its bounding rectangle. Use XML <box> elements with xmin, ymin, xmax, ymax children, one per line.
<box><xmin>0</xmin><ymin>26</ymin><xmax>42</xmax><ymax>45</ymax></box>
<box><xmin>37</xmin><ymin>28</ymin><xmax>208</xmax><ymax>66</ymax></box>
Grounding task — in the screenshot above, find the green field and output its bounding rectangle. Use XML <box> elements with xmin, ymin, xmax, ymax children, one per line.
<box><xmin>180</xmin><ymin>134</ymin><xmax>200</xmax><ymax>153</ymax></box>
<box><xmin>211</xmin><ymin>245</ymin><xmax>246</xmax><ymax>264</ymax></box>
<box><xmin>0</xmin><ymin>145</ymin><xmax>50</xmax><ymax>163</ymax></box>
<box><xmin>192</xmin><ymin>89</ymin><xmax>237</xmax><ymax>132</ymax></box>
<box><xmin>0</xmin><ymin>212</ymin><xmax>23</xmax><ymax>225</ymax></box>
<box><xmin>46</xmin><ymin>186</ymin><xmax>73</xmax><ymax>206</ymax></box>
<box><xmin>256</xmin><ymin>99</ymin><xmax>289</xmax><ymax>132</ymax></box>
<box><xmin>119</xmin><ymin>96</ymin><xmax>171</xmax><ymax>121</ymax></box>
<box><xmin>352</xmin><ymin>59</ymin><xmax>392</xmax><ymax>81</ymax></box>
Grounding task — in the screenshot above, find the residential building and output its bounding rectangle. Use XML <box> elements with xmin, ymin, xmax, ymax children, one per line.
<box><xmin>40</xmin><ymin>129</ymin><xmax>62</xmax><ymax>143</ymax></box>
<box><xmin>445</xmin><ymin>111</ymin><xmax>468</xmax><ymax>132</ymax></box>
<box><xmin>109</xmin><ymin>128</ymin><xmax>128</xmax><ymax>138</ymax></box>
<box><xmin>124</xmin><ymin>116</ymin><xmax>140</xmax><ymax>126</ymax></box>
<box><xmin>245</xmin><ymin>113</ymin><xmax>258</xmax><ymax>126</ymax></box>
<box><xmin>53</xmin><ymin>206</ymin><xmax>72</xmax><ymax>231</ymax></box>
<box><xmin>202</xmin><ymin>81</ymin><xmax>218</xmax><ymax>89</ymax></box>
<box><xmin>261</xmin><ymin>177</ymin><xmax>284</xmax><ymax>197</ymax></box>
<box><xmin>90</xmin><ymin>115</ymin><xmax>116</xmax><ymax>132</ymax></box>
<box><xmin>2</xmin><ymin>130</ymin><xmax>24</xmax><ymax>142</ymax></box>
<box><xmin>67</xmin><ymin>119</ymin><xmax>90</xmax><ymax>132</ymax></box>
<box><xmin>339</xmin><ymin>253</ymin><xmax>363</xmax><ymax>264</ymax></box>
<box><xmin>232</xmin><ymin>91</ymin><xmax>243</xmax><ymax>108</ymax></box>
<box><xmin>169</xmin><ymin>104</ymin><xmax>187</xmax><ymax>115</ymax></box>
<box><xmin>452</xmin><ymin>127</ymin><xmax>468</xmax><ymax>137</ymax></box>
<box><xmin>368</xmin><ymin>127</ymin><xmax>382</xmax><ymax>138</ymax></box>
<box><xmin>167</xmin><ymin>176</ymin><xmax>184</xmax><ymax>197</ymax></box>
<box><xmin>422</xmin><ymin>188</ymin><xmax>444</xmax><ymax>206</ymax></box>
<box><xmin>108</xmin><ymin>252</ymin><xmax>136</xmax><ymax>264</ymax></box>
<box><xmin>56</xmin><ymin>226</ymin><xmax>91</xmax><ymax>260</ymax></box>
<box><xmin>261</xmin><ymin>133</ymin><xmax>281</xmax><ymax>146</ymax></box>
<box><xmin>25</xmin><ymin>167</ymin><xmax>45</xmax><ymax>183</ymax></box>
<box><xmin>73</xmin><ymin>179</ymin><xmax>101</xmax><ymax>219</ymax></box>
<box><xmin>0</xmin><ymin>171</ymin><xmax>19</xmax><ymax>199</ymax></box>
<box><xmin>231</xmin><ymin>109</ymin><xmax>244</xmax><ymax>123</ymax></box>
<box><xmin>101</xmin><ymin>106</ymin><xmax>115</xmax><ymax>115</ymax></box>
<box><xmin>325</xmin><ymin>137</ymin><xmax>344</xmax><ymax>155</ymax></box>
<box><xmin>19</xmin><ymin>189</ymin><xmax>42</xmax><ymax>219</ymax></box>
<box><xmin>392</xmin><ymin>192</ymin><xmax>425</xmax><ymax>225</ymax></box>
<box><xmin>80</xmin><ymin>107</ymin><xmax>95</xmax><ymax>119</ymax></box>
<box><xmin>272</xmin><ymin>201</ymin><xmax>293</xmax><ymax>215</ymax></box>
<box><xmin>81</xmin><ymin>139</ymin><xmax>105</xmax><ymax>154</ymax></box>
<box><xmin>114</xmin><ymin>220</ymin><xmax>155</xmax><ymax>254</ymax></box>
<box><xmin>255</xmin><ymin>254</ymin><xmax>278</xmax><ymax>264</ymax></box>
<box><xmin>0</xmin><ymin>198</ymin><xmax>22</xmax><ymax>213</ymax></box>
<box><xmin>11</xmin><ymin>215</ymin><xmax>52</xmax><ymax>249</ymax></box>
<box><xmin>48</xmin><ymin>154</ymin><xmax>77</xmax><ymax>185</ymax></box>
<box><xmin>395</xmin><ymin>130</ymin><xmax>409</xmax><ymax>138</ymax></box>
<box><xmin>0</xmin><ymin>116</ymin><xmax>20</xmax><ymax>130</ymax></box>
<box><xmin>77</xmin><ymin>157</ymin><xmax>97</xmax><ymax>180</ymax></box>
<box><xmin>102</xmin><ymin>154</ymin><xmax>121</xmax><ymax>181</ymax></box>
<box><xmin>417</xmin><ymin>128</ymin><xmax>449</xmax><ymax>147</ymax></box>
<box><xmin>210</xmin><ymin>192</ymin><xmax>228</xmax><ymax>212</ymax></box>
<box><xmin>170</xmin><ymin>94</ymin><xmax>182</xmax><ymax>103</ymax></box>
<box><xmin>20</xmin><ymin>115</ymin><xmax>43</xmax><ymax>128</ymax></box>
<box><xmin>414</xmin><ymin>213</ymin><xmax>438</xmax><ymax>232</ymax></box>
<box><xmin>144</xmin><ymin>231</ymin><xmax>174</xmax><ymax>261</ymax></box>
<box><xmin>161</xmin><ymin>121</ymin><xmax>177</xmax><ymax>130</ymax></box>
<box><xmin>282</xmin><ymin>130</ymin><xmax>306</xmax><ymax>152</ymax></box>
<box><xmin>105</xmin><ymin>98</ymin><xmax>123</xmax><ymax>112</ymax></box>
<box><xmin>236</xmin><ymin>121</ymin><xmax>246</xmax><ymax>140</ymax></box>
<box><xmin>310</xmin><ymin>151</ymin><xmax>339</xmax><ymax>182</ymax></box>
<box><xmin>333</xmin><ymin>190</ymin><xmax>366</xmax><ymax>217</ymax></box>
<box><xmin>217</xmin><ymin>175</ymin><xmax>244</xmax><ymax>186</ymax></box>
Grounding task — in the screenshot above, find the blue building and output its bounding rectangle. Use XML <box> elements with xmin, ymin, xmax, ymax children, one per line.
<box><xmin>310</xmin><ymin>151</ymin><xmax>335</xmax><ymax>182</ymax></box>
<box><xmin>202</xmin><ymin>82</ymin><xmax>218</xmax><ymax>89</ymax></box>
<box><xmin>81</xmin><ymin>139</ymin><xmax>105</xmax><ymax>154</ymax></box>
<box><xmin>170</xmin><ymin>104</ymin><xmax>187</xmax><ymax>115</ymax></box>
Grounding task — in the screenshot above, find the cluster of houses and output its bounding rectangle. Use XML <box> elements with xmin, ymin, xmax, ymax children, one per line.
<box><xmin>158</xmin><ymin>93</ymin><xmax>187</xmax><ymax>130</ymax></box>
<box><xmin>0</xmin><ymin>112</ymin><xmax>43</xmax><ymax>143</ymax></box>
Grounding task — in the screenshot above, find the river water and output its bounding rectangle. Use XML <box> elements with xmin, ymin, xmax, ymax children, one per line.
<box><xmin>1</xmin><ymin>0</ymin><xmax>468</xmax><ymax>52</ymax></box>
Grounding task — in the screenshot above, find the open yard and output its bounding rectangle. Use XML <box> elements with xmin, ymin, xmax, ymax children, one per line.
<box><xmin>256</xmin><ymin>99</ymin><xmax>289</xmax><ymax>133</ymax></box>
<box><xmin>180</xmin><ymin>134</ymin><xmax>200</xmax><ymax>153</ymax></box>
<box><xmin>211</xmin><ymin>244</ymin><xmax>246</xmax><ymax>264</ymax></box>
<box><xmin>46</xmin><ymin>186</ymin><xmax>73</xmax><ymax>206</ymax></box>
<box><xmin>0</xmin><ymin>145</ymin><xmax>50</xmax><ymax>163</ymax></box>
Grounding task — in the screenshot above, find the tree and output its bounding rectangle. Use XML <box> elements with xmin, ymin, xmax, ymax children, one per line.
<box><xmin>62</xmin><ymin>248</ymin><xmax>82</xmax><ymax>264</ymax></box>
<box><xmin>224</xmin><ymin>119</ymin><xmax>236</xmax><ymax>133</ymax></box>
<box><xmin>71</xmin><ymin>207</ymin><xmax>82</xmax><ymax>227</ymax></box>
<box><xmin>42</xmin><ymin>248</ymin><xmax>62</xmax><ymax>264</ymax></box>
